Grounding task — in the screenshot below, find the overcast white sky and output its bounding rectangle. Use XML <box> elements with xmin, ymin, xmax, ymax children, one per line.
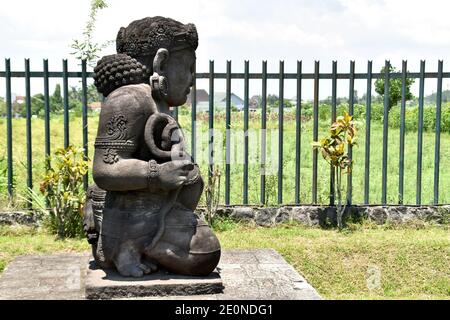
<box><xmin>1</xmin><ymin>0</ymin><xmax>450</xmax><ymax>98</ymax></box>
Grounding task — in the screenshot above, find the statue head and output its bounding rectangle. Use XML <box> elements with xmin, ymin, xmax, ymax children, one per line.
<box><xmin>116</xmin><ymin>16</ymin><xmax>198</xmax><ymax>106</ymax></box>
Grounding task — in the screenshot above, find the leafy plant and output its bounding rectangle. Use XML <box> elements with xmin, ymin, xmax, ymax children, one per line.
<box><xmin>313</xmin><ymin>112</ymin><xmax>357</xmax><ymax>229</ymax></box>
<box><xmin>70</xmin><ymin>0</ymin><xmax>112</xmax><ymax>67</ymax></box>
<box><xmin>39</xmin><ymin>146</ymin><xmax>88</xmax><ymax>238</ymax></box>
<box><xmin>204</xmin><ymin>166</ymin><xmax>221</xmax><ymax>226</ymax></box>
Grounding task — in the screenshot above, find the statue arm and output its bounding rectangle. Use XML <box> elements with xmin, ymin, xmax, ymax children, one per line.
<box><xmin>92</xmin><ymin>89</ymin><xmax>152</xmax><ymax>191</ymax></box>
<box><xmin>93</xmin><ymin>153</ymin><xmax>150</xmax><ymax>191</ymax></box>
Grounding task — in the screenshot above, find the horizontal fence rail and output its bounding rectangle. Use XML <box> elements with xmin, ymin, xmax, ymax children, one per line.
<box><xmin>1</xmin><ymin>58</ymin><xmax>449</xmax><ymax>207</ymax></box>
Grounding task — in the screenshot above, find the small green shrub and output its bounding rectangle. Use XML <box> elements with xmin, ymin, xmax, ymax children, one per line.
<box><xmin>370</xmin><ymin>103</ymin><xmax>384</xmax><ymax>121</ymax></box>
<box><xmin>39</xmin><ymin>146</ymin><xmax>88</xmax><ymax>238</ymax></box>
<box><xmin>387</xmin><ymin>105</ymin><xmax>449</xmax><ymax>133</ymax></box>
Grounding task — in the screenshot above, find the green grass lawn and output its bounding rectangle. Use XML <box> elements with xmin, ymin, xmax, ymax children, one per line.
<box><xmin>0</xmin><ymin>222</ymin><xmax>448</xmax><ymax>300</ymax></box>
<box><xmin>1</xmin><ymin>105</ymin><xmax>450</xmax><ymax>208</ymax></box>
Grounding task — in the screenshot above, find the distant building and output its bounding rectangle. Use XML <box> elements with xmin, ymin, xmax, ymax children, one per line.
<box><xmin>88</xmin><ymin>101</ymin><xmax>102</xmax><ymax>112</ymax></box>
<box><xmin>186</xmin><ymin>90</ymin><xmax>245</xmax><ymax>112</ymax></box>
<box><xmin>186</xmin><ymin>89</ymin><xmax>209</xmax><ymax>112</ymax></box>
<box><xmin>14</xmin><ymin>95</ymin><xmax>25</xmax><ymax>104</ymax></box>
<box><xmin>214</xmin><ymin>92</ymin><xmax>244</xmax><ymax>111</ymax></box>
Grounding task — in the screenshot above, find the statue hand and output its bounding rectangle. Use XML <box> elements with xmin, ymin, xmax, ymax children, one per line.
<box><xmin>156</xmin><ymin>160</ymin><xmax>194</xmax><ymax>190</ymax></box>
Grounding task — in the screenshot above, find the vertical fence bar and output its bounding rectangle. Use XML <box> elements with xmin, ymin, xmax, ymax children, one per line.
<box><xmin>25</xmin><ymin>59</ymin><xmax>33</xmax><ymax>205</ymax></box>
<box><xmin>63</xmin><ymin>59</ymin><xmax>69</xmax><ymax>148</ymax></box>
<box><xmin>364</xmin><ymin>61</ymin><xmax>372</xmax><ymax>204</ymax></box>
<box><xmin>173</xmin><ymin>106</ymin><xmax>179</xmax><ymax>122</ymax></box>
<box><xmin>434</xmin><ymin>60</ymin><xmax>443</xmax><ymax>205</ymax></box>
<box><xmin>5</xmin><ymin>59</ymin><xmax>13</xmax><ymax>199</ymax></box>
<box><xmin>330</xmin><ymin>61</ymin><xmax>337</xmax><ymax>205</ymax></box>
<box><xmin>278</xmin><ymin>61</ymin><xmax>284</xmax><ymax>204</ymax></box>
<box><xmin>81</xmin><ymin>60</ymin><xmax>89</xmax><ymax>191</ymax></box>
<box><xmin>347</xmin><ymin>61</ymin><xmax>355</xmax><ymax>205</ymax></box>
<box><xmin>43</xmin><ymin>59</ymin><xmax>50</xmax><ymax>158</ymax></box>
<box><xmin>399</xmin><ymin>60</ymin><xmax>407</xmax><ymax>204</ymax></box>
<box><xmin>381</xmin><ymin>60</ymin><xmax>390</xmax><ymax>205</ymax></box>
<box><xmin>295</xmin><ymin>61</ymin><xmax>302</xmax><ymax>205</ymax></box>
<box><xmin>225</xmin><ymin>60</ymin><xmax>231</xmax><ymax>205</ymax></box>
<box><xmin>208</xmin><ymin>60</ymin><xmax>214</xmax><ymax>178</ymax></box>
<box><xmin>243</xmin><ymin>60</ymin><xmax>249</xmax><ymax>204</ymax></box>
<box><xmin>312</xmin><ymin>61</ymin><xmax>319</xmax><ymax>204</ymax></box>
<box><xmin>260</xmin><ymin>61</ymin><xmax>267</xmax><ymax>205</ymax></box>
<box><xmin>416</xmin><ymin>60</ymin><xmax>425</xmax><ymax>205</ymax></box>
<box><xmin>191</xmin><ymin>62</ymin><xmax>197</xmax><ymax>162</ymax></box>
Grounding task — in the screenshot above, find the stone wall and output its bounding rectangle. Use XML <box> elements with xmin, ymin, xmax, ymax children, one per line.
<box><xmin>1</xmin><ymin>205</ymin><xmax>449</xmax><ymax>227</ymax></box>
<box><xmin>197</xmin><ymin>205</ymin><xmax>450</xmax><ymax>227</ymax></box>
<box><xmin>0</xmin><ymin>211</ymin><xmax>42</xmax><ymax>226</ymax></box>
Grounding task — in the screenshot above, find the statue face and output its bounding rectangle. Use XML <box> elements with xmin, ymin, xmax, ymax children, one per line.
<box><xmin>164</xmin><ymin>49</ymin><xmax>195</xmax><ymax>106</ymax></box>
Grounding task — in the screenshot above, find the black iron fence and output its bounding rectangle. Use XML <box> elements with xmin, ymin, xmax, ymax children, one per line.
<box><xmin>1</xmin><ymin>58</ymin><xmax>449</xmax><ymax>206</ymax></box>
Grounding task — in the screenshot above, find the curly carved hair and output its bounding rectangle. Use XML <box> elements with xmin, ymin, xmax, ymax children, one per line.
<box><xmin>93</xmin><ymin>54</ymin><xmax>151</xmax><ymax>97</ymax></box>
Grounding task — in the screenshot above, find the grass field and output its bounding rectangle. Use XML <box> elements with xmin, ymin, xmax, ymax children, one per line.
<box><xmin>1</xmin><ymin>104</ymin><xmax>450</xmax><ymax>208</ymax></box>
<box><xmin>0</xmin><ymin>221</ymin><xmax>448</xmax><ymax>300</ymax></box>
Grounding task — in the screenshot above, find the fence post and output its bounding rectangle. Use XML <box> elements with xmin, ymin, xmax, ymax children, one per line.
<box><xmin>416</xmin><ymin>60</ymin><xmax>425</xmax><ymax>205</ymax></box>
<box><xmin>43</xmin><ymin>59</ymin><xmax>51</xmax><ymax>158</ymax></box>
<box><xmin>295</xmin><ymin>61</ymin><xmax>302</xmax><ymax>205</ymax></box>
<box><xmin>243</xmin><ymin>60</ymin><xmax>249</xmax><ymax>204</ymax></box>
<box><xmin>278</xmin><ymin>61</ymin><xmax>284</xmax><ymax>205</ymax></box>
<box><xmin>63</xmin><ymin>59</ymin><xmax>69</xmax><ymax>149</ymax></box>
<box><xmin>81</xmin><ymin>60</ymin><xmax>89</xmax><ymax>191</ymax></box>
<box><xmin>5</xmin><ymin>59</ymin><xmax>13</xmax><ymax>200</ymax></box>
<box><xmin>434</xmin><ymin>60</ymin><xmax>443</xmax><ymax>205</ymax></box>
<box><xmin>381</xmin><ymin>60</ymin><xmax>390</xmax><ymax>205</ymax></box>
<box><xmin>347</xmin><ymin>61</ymin><xmax>355</xmax><ymax>205</ymax></box>
<box><xmin>225</xmin><ymin>60</ymin><xmax>231</xmax><ymax>205</ymax></box>
<box><xmin>312</xmin><ymin>61</ymin><xmax>319</xmax><ymax>204</ymax></box>
<box><xmin>25</xmin><ymin>58</ymin><xmax>33</xmax><ymax>208</ymax></box>
<box><xmin>399</xmin><ymin>60</ymin><xmax>407</xmax><ymax>204</ymax></box>
<box><xmin>260</xmin><ymin>61</ymin><xmax>267</xmax><ymax>205</ymax></box>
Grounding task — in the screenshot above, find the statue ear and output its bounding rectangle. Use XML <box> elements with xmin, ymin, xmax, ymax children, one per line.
<box><xmin>152</xmin><ymin>48</ymin><xmax>170</xmax><ymax>75</ymax></box>
<box><xmin>151</xmin><ymin>48</ymin><xmax>170</xmax><ymax>100</ymax></box>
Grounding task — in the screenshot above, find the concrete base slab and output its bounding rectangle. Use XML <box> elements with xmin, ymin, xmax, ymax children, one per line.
<box><xmin>85</xmin><ymin>262</ymin><xmax>224</xmax><ymax>300</ymax></box>
<box><xmin>0</xmin><ymin>249</ymin><xmax>322</xmax><ymax>300</ymax></box>
<box><xmin>0</xmin><ymin>253</ymin><xmax>90</xmax><ymax>300</ymax></box>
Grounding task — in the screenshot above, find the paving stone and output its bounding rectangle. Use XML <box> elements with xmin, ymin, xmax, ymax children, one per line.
<box><xmin>0</xmin><ymin>249</ymin><xmax>322</xmax><ymax>300</ymax></box>
<box><xmin>0</xmin><ymin>253</ymin><xmax>90</xmax><ymax>300</ymax></box>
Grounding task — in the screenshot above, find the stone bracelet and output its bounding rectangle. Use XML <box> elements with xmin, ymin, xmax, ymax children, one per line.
<box><xmin>147</xmin><ymin>159</ymin><xmax>159</xmax><ymax>185</ymax></box>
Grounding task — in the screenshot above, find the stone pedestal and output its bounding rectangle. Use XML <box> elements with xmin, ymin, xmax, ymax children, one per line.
<box><xmin>85</xmin><ymin>261</ymin><xmax>224</xmax><ymax>300</ymax></box>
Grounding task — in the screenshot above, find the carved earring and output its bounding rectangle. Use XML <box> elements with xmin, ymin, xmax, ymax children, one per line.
<box><xmin>150</xmin><ymin>73</ymin><xmax>169</xmax><ymax>100</ymax></box>
<box><xmin>151</xmin><ymin>48</ymin><xmax>170</xmax><ymax>100</ymax></box>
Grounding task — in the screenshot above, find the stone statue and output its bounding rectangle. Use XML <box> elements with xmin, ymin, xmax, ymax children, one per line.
<box><xmin>83</xmin><ymin>16</ymin><xmax>221</xmax><ymax>278</ymax></box>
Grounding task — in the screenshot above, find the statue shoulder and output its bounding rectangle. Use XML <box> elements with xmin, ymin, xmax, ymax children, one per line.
<box><xmin>103</xmin><ymin>83</ymin><xmax>156</xmax><ymax>116</ymax></box>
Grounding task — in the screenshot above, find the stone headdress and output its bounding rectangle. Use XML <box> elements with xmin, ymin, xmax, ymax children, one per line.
<box><xmin>94</xmin><ymin>16</ymin><xmax>198</xmax><ymax>97</ymax></box>
<box><xmin>116</xmin><ymin>16</ymin><xmax>198</xmax><ymax>58</ymax></box>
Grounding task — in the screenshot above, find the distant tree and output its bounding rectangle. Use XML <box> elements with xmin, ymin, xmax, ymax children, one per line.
<box><xmin>13</xmin><ymin>101</ymin><xmax>25</xmax><ymax>117</ymax></box>
<box><xmin>269</xmin><ymin>97</ymin><xmax>294</xmax><ymax>109</ymax></box>
<box><xmin>250</xmin><ymin>95</ymin><xmax>262</xmax><ymax>109</ymax></box>
<box><xmin>267</xmin><ymin>94</ymin><xmax>278</xmax><ymax>108</ymax></box>
<box><xmin>51</xmin><ymin>84</ymin><xmax>63</xmax><ymax>113</ymax></box>
<box><xmin>31</xmin><ymin>94</ymin><xmax>45</xmax><ymax>116</ymax></box>
<box><xmin>87</xmin><ymin>83</ymin><xmax>102</xmax><ymax>103</ymax></box>
<box><xmin>375</xmin><ymin>65</ymin><xmax>414</xmax><ymax>111</ymax></box>
<box><xmin>71</xmin><ymin>0</ymin><xmax>112</xmax><ymax>67</ymax></box>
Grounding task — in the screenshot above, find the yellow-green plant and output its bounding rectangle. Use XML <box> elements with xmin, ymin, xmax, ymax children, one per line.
<box><xmin>40</xmin><ymin>146</ymin><xmax>88</xmax><ymax>238</ymax></box>
<box><xmin>312</xmin><ymin>112</ymin><xmax>357</xmax><ymax>229</ymax></box>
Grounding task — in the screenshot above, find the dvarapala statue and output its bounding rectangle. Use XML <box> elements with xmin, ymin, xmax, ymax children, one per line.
<box><xmin>83</xmin><ymin>17</ymin><xmax>221</xmax><ymax>278</ymax></box>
